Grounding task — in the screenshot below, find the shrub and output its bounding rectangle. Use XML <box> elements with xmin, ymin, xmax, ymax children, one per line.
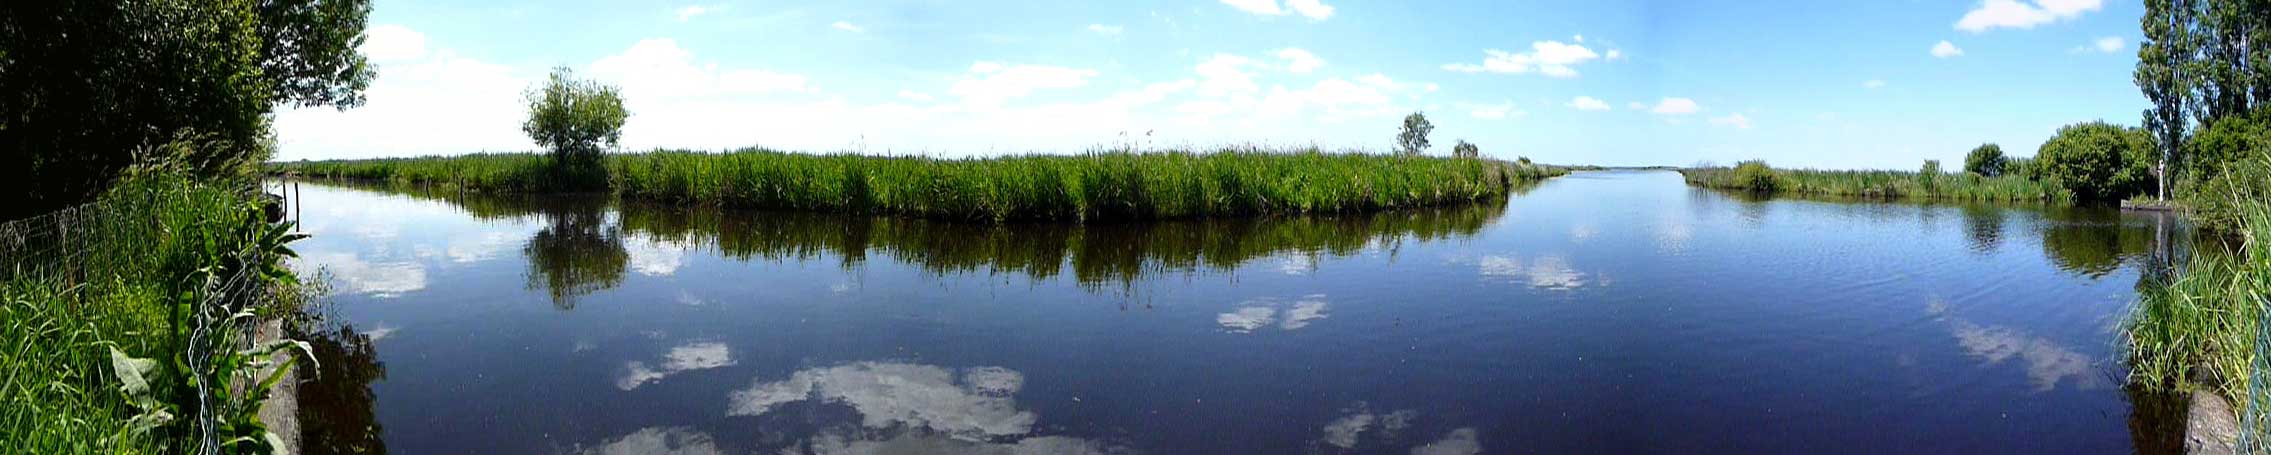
<box><xmin>1397</xmin><ymin>111</ymin><xmax>1433</xmax><ymax>156</ymax></box>
<box><xmin>2006</xmin><ymin>156</ymin><xmax>2039</xmax><ymax>180</ymax></box>
<box><xmin>1452</xmin><ymin>140</ymin><xmax>1479</xmax><ymax>159</ymax></box>
<box><xmin>1965</xmin><ymin>143</ymin><xmax>2007</xmax><ymax>177</ymax></box>
<box><xmin>1731</xmin><ymin>160</ymin><xmax>1780</xmax><ymax>192</ymax></box>
<box><xmin>523</xmin><ymin>67</ymin><xmax>629</xmax><ymax>165</ymax></box>
<box><xmin>1919</xmin><ymin>160</ymin><xmax>1943</xmax><ymax>191</ymax></box>
<box><xmin>2037</xmin><ymin>121</ymin><xmax>2156</xmax><ymax>202</ymax></box>
<box><xmin>2183</xmin><ymin>117</ymin><xmax>2271</xmax><ymax>230</ymax></box>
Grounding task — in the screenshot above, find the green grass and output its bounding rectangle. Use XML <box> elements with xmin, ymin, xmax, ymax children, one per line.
<box><xmin>273</xmin><ymin>147</ymin><xmax>1566</xmax><ymax>222</ymax></box>
<box><xmin>1</xmin><ymin>170</ymin><xmax>300</xmax><ymax>453</ymax></box>
<box><xmin>2124</xmin><ymin>152</ymin><xmax>2271</xmax><ymax>442</ymax></box>
<box><xmin>1678</xmin><ymin>165</ymin><xmax>2073</xmax><ymax>203</ymax></box>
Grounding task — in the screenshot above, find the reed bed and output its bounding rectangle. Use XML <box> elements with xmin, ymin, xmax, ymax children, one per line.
<box><xmin>276</xmin><ymin>147</ymin><xmax>1566</xmax><ymax>222</ymax></box>
<box><xmin>1678</xmin><ymin>166</ymin><xmax>2072</xmax><ymax>203</ymax></box>
<box><xmin>2126</xmin><ymin>154</ymin><xmax>2271</xmax><ymax>415</ymax></box>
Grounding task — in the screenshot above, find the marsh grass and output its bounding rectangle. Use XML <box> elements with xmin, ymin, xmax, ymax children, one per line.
<box><xmin>275</xmin><ymin>147</ymin><xmax>1565</xmax><ymax>222</ymax></box>
<box><xmin>1679</xmin><ymin>165</ymin><xmax>2072</xmax><ymax>203</ymax></box>
<box><xmin>2125</xmin><ymin>154</ymin><xmax>2271</xmax><ymax>444</ymax></box>
<box><xmin>0</xmin><ymin>170</ymin><xmax>301</xmax><ymax>453</ymax></box>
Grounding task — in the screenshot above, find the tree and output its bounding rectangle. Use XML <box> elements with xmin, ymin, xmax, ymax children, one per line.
<box><xmin>1452</xmin><ymin>140</ymin><xmax>1480</xmax><ymax>159</ymax></box>
<box><xmin>523</xmin><ymin>67</ymin><xmax>630</xmax><ymax>164</ymax></box>
<box><xmin>1919</xmin><ymin>160</ymin><xmax>1944</xmax><ymax>191</ymax></box>
<box><xmin>0</xmin><ymin>0</ymin><xmax>376</xmax><ymax>219</ymax></box>
<box><xmin>1397</xmin><ymin>111</ymin><xmax>1433</xmax><ymax>156</ymax></box>
<box><xmin>2136</xmin><ymin>0</ymin><xmax>2193</xmax><ymax>202</ymax></box>
<box><xmin>2037</xmin><ymin>121</ymin><xmax>2159</xmax><ymax>201</ymax></box>
<box><xmin>1965</xmin><ymin>143</ymin><xmax>2008</xmax><ymax>177</ymax></box>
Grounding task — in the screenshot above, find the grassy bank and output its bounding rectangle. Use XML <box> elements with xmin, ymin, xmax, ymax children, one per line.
<box><xmin>275</xmin><ymin>147</ymin><xmax>1565</xmax><ymax>222</ymax></box>
<box><xmin>1</xmin><ymin>169</ymin><xmax>307</xmax><ymax>453</ymax></box>
<box><xmin>2125</xmin><ymin>154</ymin><xmax>2271</xmax><ymax>419</ymax></box>
<box><xmin>1678</xmin><ymin>162</ymin><xmax>2073</xmax><ymax>203</ymax></box>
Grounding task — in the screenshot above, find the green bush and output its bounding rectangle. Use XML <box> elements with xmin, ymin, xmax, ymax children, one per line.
<box><xmin>1731</xmin><ymin>160</ymin><xmax>1780</xmax><ymax>192</ymax></box>
<box><xmin>2037</xmin><ymin>121</ymin><xmax>2157</xmax><ymax>202</ymax></box>
<box><xmin>523</xmin><ymin>67</ymin><xmax>629</xmax><ymax>165</ymax></box>
<box><xmin>1965</xmin><ymin>143</ymin><xmax>2007</xmax><ymax>177</ymax></box>
<box><xmin>2184</xmin><ymin>119</ymin><xmax>2271</xmax><ymax>230</ymax></box>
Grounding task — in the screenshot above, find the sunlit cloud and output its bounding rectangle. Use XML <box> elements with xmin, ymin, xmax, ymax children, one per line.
<box><xmin>299</xmin><ymin>251</ymin><xmax>427</xmax><ymax>298</ymax></box>
<box><xmin>1216</xmin><ymin>294</ymin><xmax>1331</xmax><ymax>333</ymax></box>
<box><xmin>617</xmin><ymin>341</ymin><xmax>736</xmax><ymax>390</ymax></box>
<box><xmin>728</xmin><ymin>362</ymin><xmax>1036</xmax><ymax>438</ymax></box>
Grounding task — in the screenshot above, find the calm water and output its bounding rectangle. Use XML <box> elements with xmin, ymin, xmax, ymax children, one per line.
<box><xmin>285</xmin><ymin>171</ymin><xmax>2190</xmax><ymax>454</ymax></box>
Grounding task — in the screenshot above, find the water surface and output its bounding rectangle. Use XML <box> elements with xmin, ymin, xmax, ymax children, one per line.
<box><xmin>286</xmin><ymin>170</ymin><xmax>2188</xmax><ymax>454</ymax></box>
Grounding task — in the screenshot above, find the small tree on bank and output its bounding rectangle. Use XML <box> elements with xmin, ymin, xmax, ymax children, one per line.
<box><xmin>1452</xmin><ymin>140</ymin><xmax>1480</xmax><ymax>159</ymax></box>
<box><xmin>1397</xmin><ymin>111</ymin><xmax>1433</xmax><ymax>156</ymax></box>
<box><xmin>2037</xmin><ymin>121</ymin><xmax>2157</xmax><ymax>201</ymax></box>
<box><xmin>524</xmin><ymin>67</ymin><xmax>629</xmax><ymax>165</ymax></box>
<box><xmin>1965</xmin><ymin>143</ymin><xmax>2007</xmax><ymax>177</ymax></box>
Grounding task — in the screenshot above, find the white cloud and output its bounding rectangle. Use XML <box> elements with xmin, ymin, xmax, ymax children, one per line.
<box><xmin>624</xmin><ymin>236</ymin><xmax>689</xmax><ymax>276</ymax></box>
<box><xmin>1863</xmin><ymin>79</ymin><xmax>1887</xmax><ymax>89</ymax></box>
<box><xmin>1626</xmin><ymin>101</ymin><xmax>1646</xmax><ymax>110</ymax></box>
<box><xmin>1217</xmin><ymin>295</ymin><xmax>1331</xmax><ymax>333</ymax></box>
<box><xmin>2079</xmin><ymin>36</ymin><xmax>2125</xmax><ymax>53</ymax></box>
<box><xmin>1086</xmin><ymin>24</ymin><xmax>1123</xmax><ymax>35</ymax></box>
<box><xmin>1221</xmin><ymin>0</ymin><xmax>1334</xmax><ymax>20</ymax></box>
<box><xmin>1195</xmin><ymin>53</ymin><xmax>1260</xmax><ymax>96</ymax></box>
<box><xmin>1649</xmin><ymin>97</ymin><xmax>1700</xmax><ymax>115</ymax></box>
<box><xmin>1931</xmin><ymin>40</ymin><xmax>1965</xmax><ymax>58</ymax></box>
<box><xmin>831</xmin><ymin>21</ymin><xmax>864</xmax><ymax>33</ymax></box>
<box><xmin>1956</xmin><ymin>0</ymin><xmax>2104</xmax><ymax>32</ymax></box>
<box><xmin>1285</xmin><ymin>0</ymin><xmax>1336</xmax><ymax>20</ymax></box>
<box><xmin>674</xmin><ymin>5</ymin><xmax>724</xmax><ymax>22</ymax></box>
<box><xmin>728</xmin><ymin>362</ymin><xmax>1037</xmax><ymax>439</ymax></box>
<box><xmin>300</xmin><ymin>251</ymin><xmax>427</xmax><ymax>298</ymax></box>
<box><xmin>616</xmin><ymin>341</ymin><xmax>735</xmax><ymax>390</ymax></box>
<box><xmin>360</xmin><ymin>25</ymin><xmax>427</xmax><ymax>62</ymax></box>
<box><xmin>1709</xmin><ymin>113</ymin><xmax>1752</xmax><ymax>130</ymax></box>
<box><xmin>1566</xmin><ymin>96</ymin><xmax>1610</xmax><ymax>111</ymax></box>
<box><xmin>1441</xmin><ymin>41</ymin><xmax>1600</xmax><ymax>78</ymax></box>
<box><xmin>1277</xmin><ymin>48</ymin><xmax>1326</xmax><ymax>73</ymax></box>
<box><xmin>578</xmin><ymin>427</ymin><xmax>723</xmax><ymax>455</ymax></box>
<box><xmin>897</xmin><ymin>90</ymin><xmax>935</xmax><ymax>102</ymax></box>
<box><xmin>950</xmin><ymin>62</ymin><xmax>1100</xmax><ymax>109</ymax></box>
<box><xmin>1411</xmin><ymin>428</ymin><xmax>1483</xmax><ymax>455</ymax></box>
<box><xmin>1216</xmin><ymin>306</ymin><xmax>1277</xmax><ymax>333</ymax></box>
<box><xmin>1605</xmin><ymin>49</ymin><xmax>1624</xmax><ymax>61</ymax></box>
<box><xmin>591</xmin><ymin>39</ymin><xmax>813</xmax><ymax>100</ymax></box>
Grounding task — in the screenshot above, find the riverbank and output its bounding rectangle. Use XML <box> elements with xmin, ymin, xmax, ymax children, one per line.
<box><xmin>274</xmin><ymin>148</ymin><xmax>1566</xmax><ymax>222</ymax></box>
<box><xmin>1</xmin><ymin>169</ymin><xmax>311</xmax><ymax>453</ymax></box>
<box><xmin>1678</xmin><ymin>165</ymin><xmax>2072</xmax><ymax>203</ymax></box>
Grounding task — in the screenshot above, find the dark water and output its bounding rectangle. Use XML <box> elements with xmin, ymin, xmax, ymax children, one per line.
<box><xmin>284</xmin><ymin>171</ymin><xmax>2191</xmax><ymax>454</ymax></box>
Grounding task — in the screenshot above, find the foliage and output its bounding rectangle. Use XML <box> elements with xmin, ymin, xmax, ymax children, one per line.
<box><xmin>2036</xmin><ymin>121</ymin><xmax>2159</xmax><ymax>202</ymax></box>
<box><xmin>1680</xmin><ymin>161</ymin><xmax>2071</xmax><ymax>203</ymax></box>
<box><xmin>1727</xmin><ymin>160</ymin><xmax>1781</xmax><ymax>192</ymax></box>
<box><xmin>1397</xmin><ymin>111</ymin><xmax>1434</xmax><ymax>156</ymax></box>
<box><xmin>0</xmin><ymin>0</ymin><xmax>374</xmax><ymax>220</ymax></box>
<box><xmin>275</xmin><ymin>148</ymin><xmax>1569</xmax><ymax>222</ymax></box>
<box><xmin>1919</xmin><ymin>160</ymin><xmax>1943</xmax><ymax>192</ymax></box>
<box><xmin>1965</xmin><ymin>143</ymin><xmax>2008</xmax><ymax>177</ymax></box>
<box><xmin>522</xmin><ymin>67</ymin><xmax>629</xmax><ymax>165</ymax></box>
<box><xmin>2184</xmin><ymin>117</ymin><xmax>2271</xmax><ymax>230</ymax></box>
<box><xmin>1452</xmin><ymin>140</ymin><xmax>1480</xmax><ymax>159</ymax></box>
<box><xmin>1</xmin><ymin>165</ymin><xmax>310</xmax><ymax>453</ymax></box>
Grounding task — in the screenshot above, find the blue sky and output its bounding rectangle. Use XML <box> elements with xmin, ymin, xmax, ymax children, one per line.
<box><xmin>274</xmin><ymin>0</ymin><xmax>2147</xmax><ymax>169</ymax></box>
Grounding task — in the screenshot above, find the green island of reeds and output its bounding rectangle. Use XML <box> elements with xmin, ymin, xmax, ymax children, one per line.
<box><xmin>1678</xmin><ymin>160</ymin><xmax>2074</xmax><ymax>203</ymax></box>
<box><xmin>272</xmin><ymin>147</ymin><xmax>1568</xmax><ymax>222</ymax></box>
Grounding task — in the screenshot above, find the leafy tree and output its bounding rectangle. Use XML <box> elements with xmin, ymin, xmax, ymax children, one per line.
<box><xmin>1452</xmin><ymin>140</ymin><xmax>1480</xmax><ymax>159</ymax></box>
<box><xmin>523</xmin><ymin>67</ymin><xmax>630</xmax><ymax>164</ymax></box>
<box><xmin>2037</xmin><ymin>121</ymin><xmax>2159</xmax><ymax>201</ymax></box>
<box><xmin>1965</xmin><ymin>144</ymin><xmax>2008</xmax><ymax>177</ymax></box>
<box><xmin>1396</xmin><ymin>111</ymin><xmax>1433</xmax><ymax>156</ymax></box>
<box><xmin>0</xmin><ymin>0</ymin><xmax>375</xmax><ymax>219</ymax></box>
<box><xmin>2136</xmin><ymin>0</ymin><xmax>2193</xmax><ymax>202</ymax></box>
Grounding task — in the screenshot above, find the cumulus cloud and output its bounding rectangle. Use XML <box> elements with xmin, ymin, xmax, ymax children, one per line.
<box><xmin>1195</xmin><ymin>53</ymin><xmax>1261</xmax><ymax>96</ymax></box>
<box><xmin>727</xmin><ymin>362</ymin><xmax>1038</xmax><ymax>439</ymax></box>
<box><xmin>617</xmin><ymin>341</ymin><xmax>735</xmax><ymax>390</ymax></box>
<box><xmin>1927</xmin><ymin>302</ymin><xmax>2099</xmax><ymax>391</ymax></box>
<box><xmin>1566</xmin><ymin>96</ymin><xmax>1610</xmax><ymax>111</ymax></box>
<box><xmin>831</xmin><ymin>21</ymin><xmax>864</xmax><ymax>33</ymax></box>
<box><xmin>1086</xmin><ymin>24</ymin><xmax>1123</xmax><ymax>35</ymax></box>
<box><xmin>591</xmin><ymin>39</ymin><xmax>813</xmax><ymax>100</ymax></box>
<box><xmin>1277</xmin><ymin>48</ymin><xmax>1326</xmax><ymax>73</ymax></box>
<box><xmin>300</xmin><ymin>252</ymin><xmax>427</xmax><ymax>298</ymax></box>
<box><xmin>624</xmin><ymin>235</ymin><xmax>690</xmax><ymax>276</ymax></box>
<box><xmin>1931</xmin><ymin>40</ymin><xmax>1965</xmax><ymax>58</ymax></box>
<box><xmin>1441</xmin><ymin>41</ymin><xmax>1600</xmax><ymax>78</ymax></box>
<box><xmin>1220</xmin><ymin>0</ymin><xmax>1334</xmax><ymax>20</ymax></box>
<box><xmin>1709</xmin><ymin>113</ymin><xmax>1752</xmax><ymax>130</ymax></box>
<box><xmin>1648</xmin><ymin>97</ymin><xmax>1700</xmax><ymax>115</ymax></box>
<box><xmin>1476</xmin><ymin>254</ymin><xmax>1586</xmax><ymax>289</ymax></box>
<box><xmin>577</xmin><ymin>427</ymin><xmax>723</xmax><ymax>455</ymax></box>
<box><xmin>1956</xmin><ymin>0</ymin><xmax>2103</xmax><ymax>33</ymax></box>
<box><xmin>1216</xmin><ymin>295</ymin><xmax>1331</xmax><ymax>333</ymax></box>
<box><xmin>360</xmin><ymin>25</ymin><xmax>426</xmax><ymax>62</ymax></box>
<box><xmin>1319</xmin><ymin>405</ymin><xmax>1417</xmax><ymax>449</ymax></box>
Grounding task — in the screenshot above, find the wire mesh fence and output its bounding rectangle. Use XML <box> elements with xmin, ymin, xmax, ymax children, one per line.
<box><xmin>2243</xmin><ymin>298</ymin><xmax>2271</xmax><ymax>455</ymax></box>
<box><xmin>0</xmin><ymin>180</ymin><xmax>290</xmax><ymax>454</ymax></box>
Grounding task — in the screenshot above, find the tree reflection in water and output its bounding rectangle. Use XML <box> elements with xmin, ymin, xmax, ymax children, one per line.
<box><xmin>292</xmin><ymin>318</ymin><xmax>388</xmax><ymax>454</ymax></box>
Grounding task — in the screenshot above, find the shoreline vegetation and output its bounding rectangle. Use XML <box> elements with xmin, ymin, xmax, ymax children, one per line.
<box><xmin>1677</xmin><ymin>162</ymin><xmax>2075</xmax><ymax>203</ymax></box>
<box><xmin>270</xmin><ymin>147</ymin><xmax>1569</xmax><ymax>222</ymax></box>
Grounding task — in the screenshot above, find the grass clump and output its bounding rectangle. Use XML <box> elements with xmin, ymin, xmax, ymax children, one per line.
<box><xmin>1680</xmin><ymin>160</ymin><xmax>2072</xmax><ymax>203</ymax></box>
<box><xmin>276</xmin><ymin>147</ymin><xmax>1567</xmax><ymax>222</ymax></box>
